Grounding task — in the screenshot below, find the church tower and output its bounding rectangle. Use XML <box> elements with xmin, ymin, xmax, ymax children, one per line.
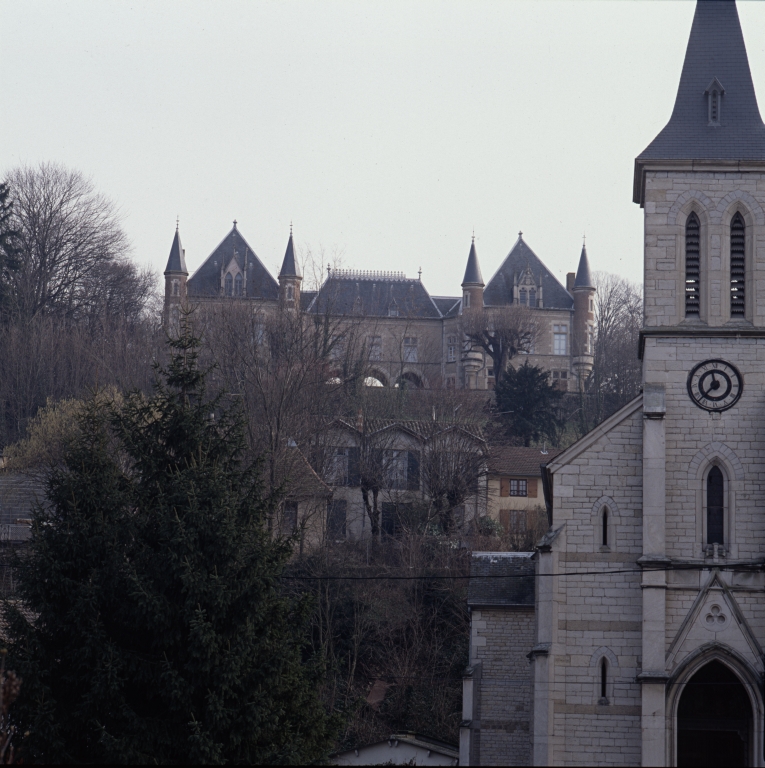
<box><xmin>461</xmin><ymin>236</ymin><xmax>484</xmax><ymax>312</ymax></box>
<box><xmin>163</xmin><ymin>224</ymin><xmax>188</xmax><ymax>330</ymax></box>
<box><xmin>634</xmin><ymin>1</ymin><xmax>765</xmax><ymax>764</ymax></box>
<box><xmin>278</xmin><ymin>226</ymin><xmax>301</xmax><ymax>308</ymax></box>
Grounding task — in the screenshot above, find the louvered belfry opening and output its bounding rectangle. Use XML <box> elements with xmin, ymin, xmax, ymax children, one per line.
<box><xmin>730</xmin><ymin>213</ymin><xmax>745</xmax><ymax>317</ymax></box>
<box><xmin>685</xmin><ymin>213</ymin><xmax>701</xmax><ymax>316</ymax></box>
<box><xmin>707</xmin><ymin>466</ymin><xmax>724</xmax><ymax>546</ymax></box>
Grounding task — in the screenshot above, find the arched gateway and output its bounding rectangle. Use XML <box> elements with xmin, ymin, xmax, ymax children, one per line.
<box><xmin>677</xmin><ymin>661</ymin><xmax>752</xmax><ymax>767</ymax></box>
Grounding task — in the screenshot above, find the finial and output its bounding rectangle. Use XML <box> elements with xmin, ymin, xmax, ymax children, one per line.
<box><xmin>472</xmin><ymin>228</ymin><xmax>475</xmax><ymax>243</ymax></box>
<box><xmin>418</xmin><ymin>266</ymin><xmax>422</xmax><ymax>280</ymax></box>
<box><xmin>518</xmin><ymin>231</ymin><xmax>523</xmax><ymax>238</ymax></box>
<box><xmin>233</xmin><ymin>219</ymin><xmax>238</xmax><ymax>230</ymax></box>
<box><xmin>583</xmin><ymin>232</ymin><xmax>586</xmax><ymax>246</ymax></box>
<box><xmin>290</xmin><ymin>220</ymin><xmax>293</xmax><ymax>236</ymax></box>
<box><xmin>176</xmin><ymin>216</ymin><xmax>179</xmax><ymax>231</ymax></box>
<box><xmin>327</xmin><ymin>263</ymin><xmax>331</xmax><ymax>277</ymax></box>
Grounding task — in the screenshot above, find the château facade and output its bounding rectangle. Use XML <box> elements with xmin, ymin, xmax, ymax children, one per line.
<box><xmin>163</xmin><ymin>224</ymin><xmax>596</xmax><ymax>391</ymax></box>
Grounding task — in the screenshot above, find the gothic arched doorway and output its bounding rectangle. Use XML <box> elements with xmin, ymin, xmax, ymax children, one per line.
<box><xmin>677</xmin><ymin>660</ymin><xmax>752</xmax><ymax>767</ymax></box>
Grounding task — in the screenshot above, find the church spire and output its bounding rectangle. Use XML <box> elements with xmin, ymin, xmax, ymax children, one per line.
<box><xmin>574</xmin><ymin>242</ymin><xmax>593</xmax><ymax>289</ymax></box>
<box><xmin>634</xmin><ymin>0</ymin><xmax>765</xmax><ymax>204</ymax></box>
<box><xmin>164</xmin><ymin>226</ymin><xmax>187</xmax><ymax>275</ymax></box>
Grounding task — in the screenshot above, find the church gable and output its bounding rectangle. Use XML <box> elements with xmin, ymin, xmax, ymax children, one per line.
<box><xmin>187</xmin><ymin>225</ymin><xmax>279</xmax><ymax>300</ymax></box>
<box><xmin>482</xmin><ymin>235</ymin><xmax>573</xmax><ymax>310</ymax></box>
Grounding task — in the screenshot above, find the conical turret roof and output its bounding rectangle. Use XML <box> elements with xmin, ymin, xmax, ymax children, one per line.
<box><xmin>635</xmin><ymin>0</ymin><xmax>765</xmax><ymax>202</ymax></box>
<box><xmin>279</xmin><ymin>230</ymin><xmax>301</xmax><ymax>278</ymax></box>
<box><xmin>462</xmin><ymin>238</ymin><xmax>484</xmax><ymax>286</ymax></box>
<box><xmin>164</xmin><ymin>227</ymin><xmax>187</xmax><ymax>274</ymax></box>
<box><xmin>573</xmin><ymin>244</ymin><xmax>593</xmax><ymax>289</ymax></box>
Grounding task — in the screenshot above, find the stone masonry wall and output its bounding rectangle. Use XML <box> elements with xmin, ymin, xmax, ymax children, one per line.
<box><xmin>470</xmin><ymin>608</ymin><xmax>534</xmax><ymax>766</ymax></box>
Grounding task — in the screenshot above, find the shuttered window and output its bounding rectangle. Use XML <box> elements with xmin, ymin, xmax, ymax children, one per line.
<box><xmin>685</xmin><ymin>213</ymin><xmax>700</xmax><ymax>316</ymax></box>
<box><xmin>730</xmin><ymin>213</ymin><xmax>745</xmax><ymax>317</ymax></box>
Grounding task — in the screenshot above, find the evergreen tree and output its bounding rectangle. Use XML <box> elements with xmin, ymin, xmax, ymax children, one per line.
<box><xmin>494</xmin><ymin>361</ymin><xmax>563</xmax><ymax>447</ymax></box>
<box><xmin>5</xmin><ymin>323</ymin><xmax>338</xmax><ymax>764</ymax></box>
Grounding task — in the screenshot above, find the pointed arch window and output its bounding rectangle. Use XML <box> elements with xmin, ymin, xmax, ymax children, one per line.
<box><xmin>601</xmin><ymin>507</ymin><xmax>609</xmax><ymax>548</ymax></box>
<box><xmin>224</xmin><ymin>273</ymin><xmax>233</xmax><ymax>296</ymax></box>
<box><xmin>235</xmin><ymin>273</ymin><xmax>243</xmax><ymax>297</ymax></box>
<box><xmin>519</xmin><ymin>288</ymin><xmax>527</xmax><ymax>306</ymax></box>
<box><xmin>600</xmin><ymin>659</ymin><xmax>608</xmax><ymax>703</ymax></box>
<box><xmin>730</xmin><ymin>213</ymin><xmax>745</xmax><ymax>317</ymax></box>
<box><xmin>685</xmin><ymin>213</ymin><xmax>701</xmax><ymax>316</ymax></box>
<box><xmin>529</xmin><ymin>288</ymin><xmax>536</xmax><ymax>308</ymax></box>
<box><xmin>707</xmin><ymin>466</ymin><xmax>724</xmax><ymax>546</ymax></box>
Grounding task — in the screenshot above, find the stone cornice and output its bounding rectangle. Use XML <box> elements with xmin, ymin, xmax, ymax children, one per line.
<box><xmin>639</xmin><ymin>326</ymin><xmax>765</xmax><ymax>359</ymax></box>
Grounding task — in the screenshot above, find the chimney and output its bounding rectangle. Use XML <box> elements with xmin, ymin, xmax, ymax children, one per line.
<box><xmin>566</xmin><ymin>272</ymin><xmax>575</xmax><ymax>293</ymax></box>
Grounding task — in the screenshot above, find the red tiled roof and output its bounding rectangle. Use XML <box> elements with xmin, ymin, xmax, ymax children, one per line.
<box><xmin>487</xmin><ymin>445</ymin><xmax>562</xmax><ymax>477</ymax></box>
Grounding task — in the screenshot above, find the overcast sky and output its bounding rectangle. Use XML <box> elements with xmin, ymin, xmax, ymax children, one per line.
<box><xmin>4</xmin><ymin>1</ymin><xmax>765</xmax><ymax>295</ymax></box>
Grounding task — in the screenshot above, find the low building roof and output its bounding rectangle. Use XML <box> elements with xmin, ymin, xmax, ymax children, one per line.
<box><xmin>467</xmin><ymin>551</ymin><xmax>535</xmax><ymax>608</ymax></box>
<box><xmin>487</xmin><ymin>445</ymin><xmax>561</xmax><ymax>476</ymax></box>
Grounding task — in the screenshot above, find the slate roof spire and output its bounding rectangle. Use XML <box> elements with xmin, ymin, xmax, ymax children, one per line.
<box><xmin>634</xmin><ymin>0</ymin><xmax>765</xmax><ymax>203</ymax></box>
<box><xmin>462</xmin><ymin>235</ymin><xmax>484</xmax><ymax>286</ymax></box>
<box><xmin>164</xmin><ymin>225</ymin><xmax>187</xmax><ymax>275</ymax></box>
<box><xmin>278</xmin><ymin>226</ymin><xmax>301</xmax><ymax>279</ymax></box>
<box><xmin>573</xmin><ymin>241</ymin><xmax>593</xmax><ymax>289</ymax></box>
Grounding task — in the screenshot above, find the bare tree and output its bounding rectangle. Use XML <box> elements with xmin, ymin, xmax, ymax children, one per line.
<box><xmin>4</xmin><ymin>163</ymin><xmax>133</xmax><ymax>320</ymax></box>
<box><xmin>462</xmin><ymin>305</ymin><xmax>541</xmax><ymax>389</ymax></box>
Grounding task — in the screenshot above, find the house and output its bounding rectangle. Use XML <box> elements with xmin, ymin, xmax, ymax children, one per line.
<box><xmin>331</xmin><ymin>733</ymin><xmax>459</xmax><ymax>766</ymax></box>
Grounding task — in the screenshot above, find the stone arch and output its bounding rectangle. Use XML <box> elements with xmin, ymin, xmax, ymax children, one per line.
<box><xmin>590</xmin><ymin>647</ymin><xmax>618</xmax><ymax>705</ymax></box>
<box><xmin>589</xmin><ymin>646</ymin><xmax>618</xmax><ymax>669</ymax></box>
<box><xmin>688</xmin><ymin>442</ymin><xmax>744</xmax><ymax>482</ymax></box>
<box><xmin>667</xmin><ymin>190</ymin><xmax>715</xmax><ymax>227</ymax></box>
<box><xmin>365</xmin><ymin>370</ymin><xmax>388</xmax><ymax>387</ymax></box>
<box><xmin>715</xmin><ymin>189</ymin><xmax>765</xmax><ymax>226</ymax></box>
<box><xmin>397</xmin><ymin>371</ymin><xmax>426</xmax><ymax>390</ymax></box>
<box><xmin>667</xmin><ymin>644</ymin><xmax>764</xmax><ymax>766</ymax></box>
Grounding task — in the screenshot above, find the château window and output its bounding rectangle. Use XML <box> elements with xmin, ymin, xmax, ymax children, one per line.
<box><xmin>529</xmin><ymin>288</ymin><xmax>536</xmax><ymax>308</ymax></box>
<box><xmin>403</xmin><ymin>337</ymin><xmax>418</xmax><ymax>363</ymax></box>
<box><xmin>286</xmin><ymin>285</ymin><xmax>294</xmax><ymax>301</ymax></box>
<box><xmin>463</xmin><ymin>292</ymin><xmax>470</xmax><ymax>308</ymax></box>
<box><xmin>235</xmin><ymin>273</ymin><xmax>243</xmax><ymax>297</ymax></box>
<box><xmin>707</xmin><ymin>466</ymin><xmax>724</xmax><ymax>546</ymax></box>
<box><xmin>553</xmin><ymin>325</ymin><xmax>568</xmax><ymax>355</ymax></box>
<box><xmin>225</xmin><ymin>273</ymin><xmax>233</xmax><ymax>296</ymax></box>
<box><xmin>519</xmin><ymin>288</ymin><xmax>527</xmax><ymax>306</ymax></box>
<box><xmin>685</xmin><ymin>213</ymin><xmax>701</xmax><ymax>316</ymax></box>
<box><xmin>368</xmin><ymin>335</ymin><xmax>382</xmax><ymax>361</ymax></box>
<box><xmin>730</xmin><ymin>213</ymin><xmax>745</xmax><ymax>317</ymax></box>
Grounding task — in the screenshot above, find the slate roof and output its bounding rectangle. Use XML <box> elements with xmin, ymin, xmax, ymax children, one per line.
<box><xmin>467</xmin><ymin>552</ymin><xmax>535</xmax><ymax>608</ymax></box>
<box><xmin>573</xmin><ymin>244</ymin><xmax>593</xmax><ymax>289</ymax></box>
<box><xmin>187</xmin><ymin>225</ymin><xmax>279</xmax><ymax>300</ymax></box>
<box><xmin>483</xmin><ymin>235</ymin><xmax>574</xmax><ymax>310</ymax></box>
<box><xmin>279</xmin><ymin>231</ymin><xmax>301</xmax><ymax>278</ymax></box>
<box><xmin>635</xmin><ymin>0</ymin><xmax>765</xmax><ymax>202</ymax></box>
<box><xmin>462</xmin><ymin>238</ymin><xmax>484</xmax><ymax>286</ymax></box>
<box><xmin>431</xmin><ymin>296</ymin><xmax>461</xmax><ymax>317</ymax></box>
<box><xmin>164</xmin><ymin>228</ymin><xmax>187</xmax><ymax>274</ymax></box>
<box><xmin>486</xmin><ymin>445</ymin><xmax>562</xmax><ymax>476</ymax></box>
<box><xmin>307</xmin><ymin>271</ymin><xmax>442</xmax><ymax>318</ymax></box>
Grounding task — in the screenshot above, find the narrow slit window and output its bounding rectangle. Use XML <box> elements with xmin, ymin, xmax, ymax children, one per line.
<box><xmin>602</xmin><ymin>508</ymin><xmax>608</xmax><ymax>547</ymax></box>
<box><xmin>685</xmin><ymin>213</ymin><xmax>700</xmax><ymax>316</ymax></box>
<box><xmin>707</xmin><ymin>466</ymin><xmax>724</xmax><ymax>546</ymax></box>
<box><xmin>600</xmin><ymin>659</ymin><xmax>608</xmax><ymax>701</ymax></box>
<box><xmin>730</xmin><ymin>213</ymin><xmax>745</xmax><ymax>317</ymax></box>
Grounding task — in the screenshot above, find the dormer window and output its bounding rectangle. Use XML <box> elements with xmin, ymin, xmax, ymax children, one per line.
<box><xmin>529</xmin><ymin>288</ymin><xmax>536</xmax><ymax>308</ymax></box>
<box><xmin>705</xmin><ymin>78</ymin><xmax>725</xmax><ymax>126</ymax></box>
<box><xmin>519</xmin><ymin>288</ymin><xmax>527</xmax><ymax>306</ymax></box>
<box><xmin>225</xmin><ymin>273</ymin><xmax>233</xmax><ymax>296</ymax></box>
<box><xmin>235</xmin><ymin>273</ymin><xmax>243</xmax><ymax>297</ymax></box>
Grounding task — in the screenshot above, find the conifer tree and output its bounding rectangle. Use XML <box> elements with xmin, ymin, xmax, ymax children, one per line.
<box><xmin>5</xmin><ymin>322</ymin><xmax>338</xmax><ymax>764</ymax></box>
<box><xmin>495</xmin><ymin>361</ymin><xmax>563</xmax><ymax>447</ymax></box>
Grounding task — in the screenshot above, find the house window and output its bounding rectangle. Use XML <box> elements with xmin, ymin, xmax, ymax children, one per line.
<box><xmin>385</xmin><ymin>450</ymin><xmax>419</xmax><ymax>491</ymax></box>
<box><xmin>510</xmin><ymin>479</ymin><xmax>527</xmax><ymax>497</ymax></box>
<box><xmin>447</xmin><ymin>336</ymin><xmax>457</xmax><ymax>362</ymax></box>
<box><xmin>331</xmin><ymin>447</ymin><xmax>360</xmax><ymax>487</ymax></box>
<box><xmin>225</xmin><ymin>273</ymin><xmax>233</xmax><ymax>296</ymax></box>
<box><xmin>282</xmin><ymin>501</ymin><xmax>298</xmax><ymax>533</ymax></box>
<box><xmin>707</xmin><ymin>466</ymin><xmax>724</xmax><ymax>546</ymax></box>
<box><xmin>553</xmin><ymin>325</ymin><xmax>568</xmax><ymax>355</ymax></box>
<box><xmin>368</xmin><ymin>336</ymin><xmax>382</xmax><ymax>361</ymax></box>
<box><xmin>445</xmin><ymin>376</ymin><xmax>456</xmax><ymax>389</ymax></box>
<box><xmin>685</xmin><ymin>212</ymin><xmax>701</xmax><ymax>316</ymax></box>
<box><xmin>327</xmin><ymin>499</ymin><xmax>347</xmax><ymax>539</ymax></box>
<box><xmin>730</xmin><ymin>212</ymin><xmax>745</xmax><ymax>317</ymax></box>
<box><xmin>488</xmin><ymin>368</ymin><xmax>494</xmax><ymax>378</ymax></box>
<box><xmin>403</xmin><ymin>337</ymin><xmax>418</xmax><ymax>363</ymax></box>
<box><xmin>172</xmin><ymin>280</ymin><xmax>179</xmax><ymax>296</ymax></box>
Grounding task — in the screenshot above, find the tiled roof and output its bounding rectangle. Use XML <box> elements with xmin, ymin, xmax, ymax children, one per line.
<box><xmin>487</xmin><ymin>445</ymin><xmax>562</xmax><ymax>476</ymax></box>
<box><xmin>307</xmin><ymin>272</ymin><xmax>442</xmax><ymax>318</ymax></box>
<box><xmin>164</xmin><ymin>228</ymin><xmax>187</xmax><ymax>274</ymax></box>
<box><xmin>483</xmin><ymin>235</ymin><xmax>573</xmax><ymax>310</ymax></box>
<box><xmin>462</xmin><ymin>238</ymin><xmax>484</xmax><ymax>286</ymax></box>
<box><xmin>637</xmin><ymin>0</ymin><xmax>765</xmax><ymax>164</ymax></box>
<box><xmin>467</xmin><ymin>552</ymin><xmax>535</xmax><ymax>608</ymax></box>
<box><xmin>573</xmin><ymin>244</ymin><xmax>593</xmax><ymax>289</ymax></box>
<box><xmin>187</xmin><ymin>226</ymin><xmax>279</xmax><ymax>300</ymax></box>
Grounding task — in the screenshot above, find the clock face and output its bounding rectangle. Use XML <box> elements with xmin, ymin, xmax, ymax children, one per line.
<box><xmin>687</xmin><ymin>359</ymin><xmax>743</xmax><ymax>412</ymax></box>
